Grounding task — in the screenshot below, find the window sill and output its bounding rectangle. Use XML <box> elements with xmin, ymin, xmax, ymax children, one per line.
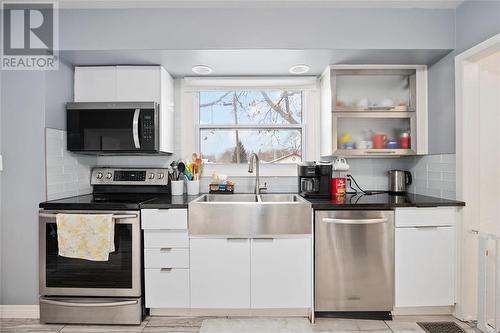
<box><xmin>202</xmin><ymin>163</ymin><xmax>298</xmax><ymax>178</ymax></box>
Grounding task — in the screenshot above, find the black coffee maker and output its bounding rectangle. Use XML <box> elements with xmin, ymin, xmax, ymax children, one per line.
<box><xmin>298</xmin><ymin>162</ymin><xmax>332</xmax><ymax>198</ymax></box>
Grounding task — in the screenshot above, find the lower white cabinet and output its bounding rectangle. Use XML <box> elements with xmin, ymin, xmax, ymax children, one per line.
<box><xmin>145</xmin><ymin>268</ymin><xmax>190</xmax><ymax>308</ymax></box>
<box><xmin>251</xmin><ymin>238</ymin><xmax>311</xmax><ymax>308</ymax></box>
<box><xmin>190</xmin><ymin>238</ymin><xmax>251</xmax><ymax>308</ymax></box>
<box><xmin>395</xmin><ymin>224</ymin><xmax>455</xmax><ymax>307</ymax></box>
<box><xmin>189</xmin><ymin>236</ymin><xmax>312</xmax><ymax>309</ymax></box>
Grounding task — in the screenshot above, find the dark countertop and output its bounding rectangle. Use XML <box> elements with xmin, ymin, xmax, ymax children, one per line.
<box><xmin>40</xmin><ymin>192</ymin><xmax>464</xmax><ymax>211</ymax></box>
<box><xmin>140</xmin><ymin>194</ymin><xmax>203</xmax><ymax>209</ymax></box>
<box><xmin>307</xmin><ymin>192</ymin><xmax>465</xmax><ymax>210</ymax></box>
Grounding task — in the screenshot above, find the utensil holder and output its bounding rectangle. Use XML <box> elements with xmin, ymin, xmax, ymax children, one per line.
<box><xmin>171</xmin><ymin>180</ymin><xmax>184</xmax><ymax>196</ymax></box>
<box><xmin>187</xmin><ymin>180</ymin><xmax>200</xmax><ymax>195</ymax></box>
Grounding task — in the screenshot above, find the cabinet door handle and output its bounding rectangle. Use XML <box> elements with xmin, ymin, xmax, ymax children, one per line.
<box><xmin>226</xmin><ymin>238</ymin><xmax>247</xmax><ymax>242</ymax></box>
<box><xmin>160</xmin><ymin>248</ymin><xmax>172</xmax><ymax>252</ymax></box>
<box><xmin>253</xmin><ymin>238</ymin><xmax>274</xmax><ymax>241</ymax></box>
<box><xmin>160</xmin><ymin>268</ymin><xmax>172</xmax><ymax>272</ymax></box>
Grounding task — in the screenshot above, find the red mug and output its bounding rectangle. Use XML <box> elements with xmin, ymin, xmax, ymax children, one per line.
<box><xmin>372</xmin><ymin>133</ymin><xmax>387</xmax><ymax>149</ymax></box>
<box><xmin>331</xmin><ymin>178</ymin><xmax>346</xmax><ymax>196</ymax></box>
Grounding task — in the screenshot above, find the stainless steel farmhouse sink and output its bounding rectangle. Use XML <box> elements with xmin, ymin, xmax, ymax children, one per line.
<box><xmin>188</xmin><ymin>194</ymin><xmax>312</xmax><ymax>236</ymax></box>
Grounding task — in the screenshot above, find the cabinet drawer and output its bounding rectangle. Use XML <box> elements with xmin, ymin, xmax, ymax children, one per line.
<box><xmin>141</xmin><ymin>209</ymin><xmax>187</xmax><ymax>230</ymax></box>
<box><xmin>144</xmin><ymin>248</ymin><xmax>189</xmax><ymax>268</ymax></box>
<box><xmin>395</xmin><ymin>207</ymin><xmax>456</xmax><ymax>227</ymax></box>
<box><xmin>144</xmin><ymin>230</ymin><xmax>189</xmax><ymax>248</ymax></box>
<box><xmin>145</xmin><ymin>268</ymin><xmax>189</xmax><ymax>308</ymax></box>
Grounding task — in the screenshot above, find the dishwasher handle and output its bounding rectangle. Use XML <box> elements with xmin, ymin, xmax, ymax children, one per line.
<box><xmin>322</xmin><ymin>217</ymin><xmax>388</xmax><ymax>225</ymax></box>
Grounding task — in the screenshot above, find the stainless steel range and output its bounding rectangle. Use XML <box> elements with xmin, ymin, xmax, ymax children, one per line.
<box><xmin>39</xmin><ymin>167</ymin><xmax>168</xmax><ymax>325</ymax></box>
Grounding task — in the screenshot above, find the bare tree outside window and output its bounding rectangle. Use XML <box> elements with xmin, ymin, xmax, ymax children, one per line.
<box><xmin>199</xmin><ymin>90</ymin><xmax>303</xmax><ymax>164</ymax></box>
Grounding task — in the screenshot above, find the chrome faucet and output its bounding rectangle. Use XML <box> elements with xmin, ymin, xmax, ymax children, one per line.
<box><xmin>248</xmin><ymin>153</ymin><xmax>267</xmax><ymax>194</ymax></box>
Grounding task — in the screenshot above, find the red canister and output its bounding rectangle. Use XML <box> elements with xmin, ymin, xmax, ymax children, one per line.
<box><xmin>399</xmin><ymin>132</ymin><xmax>411</xmax><ymax>149</ymax></box>
<box><xmin>331</xmin><ymin>177</ymin><xmax>346</xmax><ymax>196</ymax></box>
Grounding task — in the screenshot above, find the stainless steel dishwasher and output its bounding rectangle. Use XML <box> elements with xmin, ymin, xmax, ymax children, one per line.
<box><xmin>315</xmin><ymin>210</ymin><xmax>394</xmax><ymax>314</ymax></box>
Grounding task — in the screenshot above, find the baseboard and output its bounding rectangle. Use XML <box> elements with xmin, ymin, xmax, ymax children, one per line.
<box><xmin>393</xmin><ymin>306</ymin><xmax>455</xmax><ymax>316</ymax></box>
<box><xmin>0</xmin><ymin>305</ymin><xmax>40</xmax><ymax>319</ymax></box>
<box><xmin>150</xmin><ymin>308</ymin><xmax>310</xmax><ymax>317</ymax></box>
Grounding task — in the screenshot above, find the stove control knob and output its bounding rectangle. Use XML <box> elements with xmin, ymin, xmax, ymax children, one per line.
<box><xmin>158</xmin><ymin>173</ymin><xmax>164</xmax><ymax>180</ymax></box>
<box><xmin>96</xmin><ymin>172</ymin><xmax>103</xmax><ymax>179</ymax></box>
<box><xmin>106</xmin><ymin>172</ymin><xmax>112</xmax><ymax>179</ymax></box>
<box><xmin>148</xmin><ymin>173</ymin><xmax>155</xmax><ymax>180</ymax></box>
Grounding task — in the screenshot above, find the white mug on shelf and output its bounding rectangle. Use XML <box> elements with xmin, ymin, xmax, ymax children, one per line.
<box><xmin>187</xmin><ymin>180</ymin><xmax>200</xmax><ymax>195</ymax></box>
<box><xmin>333</xmin><ymin>157</ymin><xmax>350</xmax><ymax>171</ymax></box>
<box><xmin>171</xmin><ymin>180</ymin><xmax>184</xmax><ymax>196</ymax></box>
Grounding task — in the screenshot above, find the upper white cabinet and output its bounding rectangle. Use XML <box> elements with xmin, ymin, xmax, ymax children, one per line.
<box><xmin>394</xmin><ymin>207</ymin><xmax>456</xmax><ymax>308</ymax></box>
<box><xmin>320</xmin><ymin>65</ymin><xmax>428</xmax><ymax>156</ymax></box>
<box><xmin>74</xmin><ymin>65</ymin><xmax>174</xmax><ymax>153</ymax></box>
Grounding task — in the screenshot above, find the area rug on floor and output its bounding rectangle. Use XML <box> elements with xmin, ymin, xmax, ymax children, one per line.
<box><xmin>200</xmin><ymin>318</ymin><xmax>313</xmax><ymax>333</ymax></box>
<box><xmin>417</xmin><ymin>322</ymin><xmax>467</xmax><ymax>333</ymax></box>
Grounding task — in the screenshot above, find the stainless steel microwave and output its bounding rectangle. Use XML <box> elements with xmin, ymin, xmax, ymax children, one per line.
<box><xmin>66</xmin><ymin>102</ymin><xmax>170</xmax><ymax>155</ymax></box>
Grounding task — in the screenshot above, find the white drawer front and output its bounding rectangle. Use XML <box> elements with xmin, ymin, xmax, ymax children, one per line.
<box><xmin>141</xmin><ymin>209</ymin><xmax>187</xmax><ymax>230</ymax></box>
<box><xmin>395</xmin><ymin>207</ymin><xmax>456</xmax><ymax>227</ymax></box>
<box><xmin>144</xmin><ymin>248</ymin><xmax>189</xmax><ymax>268</ymax></box>
<box><xmin>145</xmin><ymin>268</ymin><xmax>190</xmax><ymax>308</ymax></box>
<box><xmin>144</xmin><ymin>230</ymin><xmax>189</xmax><ymax>248</ymax></box>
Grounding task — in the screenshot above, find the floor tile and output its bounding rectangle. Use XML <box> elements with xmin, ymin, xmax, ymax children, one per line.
<box><xmin>311</xmin><ymin>318</ymin><xmax>359</xmax><ymax>332</ymax></box>
<box><xmin>58</xmin><ymin>322</ymin><xmax>146</xmax><ymax>333</ymax></box>
<box><xmin>200</xmin><ymin>318</ymin><xmax>312</xmax><ymax>333</ymax></box>
<box><xmin>0</xmin><ymin>318</ymin><xmax>64</xmax><ymax>333</ymax></box>
<box><xmin>385</xmin><ymin>321</ymin><xmax>425</xmax><ymax>333</ymax></box>
<box><xmin>391</xmin><ymin>315</ymin><xmax>471</xmax><ymax>330</ymax></box>
<box><xmin>147</xmin><ymin>316</ymin><xmax>206</xmax><ymax>327</ymax></box>
<box><xmin>356</xmin><ymin>320</ymin><xmax>390</xmax><ymax>331</ymax></box>
<box><xmin>142</xmin><ymin>326</ymin><xmax>200</xmax><ymax>333</ymax></box>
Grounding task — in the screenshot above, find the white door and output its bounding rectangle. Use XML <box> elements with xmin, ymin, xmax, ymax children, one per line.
<box><xmin>395</xmin><ymin>226</ymin><xmax>455</xmax><ymax>307</ymax></box>
<box><xmin>250</xmin><ymin>238</ymin><xmax>312</xmax><ymax>308</ymax></box>
<box><xmin>116</xmin><ymin>66</ymin><xmax>161</xmax><ymax>102</ymax></box>
<box><xmin>74</xmin><ymin>66</ymin><xmax>117</xmax><ymax>102</ymax></box>
<box><xmin>190</xmin><ymin>238</ymin><xmax>250</xmax><ymax>308</ymax></box>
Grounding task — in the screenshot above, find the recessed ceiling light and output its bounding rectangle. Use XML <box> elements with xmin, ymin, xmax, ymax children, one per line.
<box><xmin>289</xmin><ymin>64</ymin><xmax>310</xmax><ymax>74</ymax></box>
<box><xmin>192</xmin><ymin>65</ymin><xmax>213</xmax><ymax>75</ymax></box>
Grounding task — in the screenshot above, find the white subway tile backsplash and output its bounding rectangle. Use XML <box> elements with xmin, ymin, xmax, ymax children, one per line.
<box><xmin>45</xmin><ymin>128</ymin><xmax>96</xmax><ymax>200</ymax></box>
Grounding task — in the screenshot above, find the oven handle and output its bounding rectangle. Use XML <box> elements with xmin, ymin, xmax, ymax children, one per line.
<box><xmin>40</xmin><ymin>298</ymin><xmax>138</xmax><ymax>307</ymax></box>
<box><xmin>132</xmin><ymin>108</ymin><xmax>141</xmax><ymax>149</ymax></box>
<box><xmin>39</xmin><ymin>213</ymin><xmax>138</xmax><ymax>220</ymax></box>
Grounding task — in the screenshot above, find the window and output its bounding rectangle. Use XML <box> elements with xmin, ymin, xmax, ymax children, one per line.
<box><xmin>198</xmin><ymin>90</ymin><xmax>303</xmax><ymax>164</ymax></box>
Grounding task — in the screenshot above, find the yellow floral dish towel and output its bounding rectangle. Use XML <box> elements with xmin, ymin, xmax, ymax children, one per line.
<box><xmin>56</xmin><ymin>214</ymin><xmax>115</xmax><ymax>261</ymax></box>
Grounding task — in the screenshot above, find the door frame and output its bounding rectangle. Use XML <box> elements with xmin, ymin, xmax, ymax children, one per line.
<box><xmin>455</xmin><ymin>33</ymin><xmax>500</xmax><ymax>330</ymax></box>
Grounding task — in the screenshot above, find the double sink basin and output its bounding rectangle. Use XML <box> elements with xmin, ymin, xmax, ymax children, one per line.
<box><xmin>189</xmin><ymin>194</ymin><xmax>312</xmax><ymax>236</ymax></box>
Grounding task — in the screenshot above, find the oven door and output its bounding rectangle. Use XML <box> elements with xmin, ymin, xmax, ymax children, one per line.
<box><xmin>66</xmin><ymin>102</ymin><xmax>158</xmax><ymax>153</ymax></box>
<box><xmin>39</xmin><ymin>210</ymin><xmax>141</xmax><ymax>297</ymax></box>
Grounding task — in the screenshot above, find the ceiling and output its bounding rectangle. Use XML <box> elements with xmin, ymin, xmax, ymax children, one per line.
<box><xmin>57</xmin><ymin>0</ymin><xmax>464</xmax><ymax>9</ymax></box>
<box><xmin>60</xmin><ymin>49</ymin><xmax>452</xmax><ymax>77</ymax></box>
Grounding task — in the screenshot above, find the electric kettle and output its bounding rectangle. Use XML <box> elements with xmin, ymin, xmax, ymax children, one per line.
<box><xmin>388</xmin><ymin>170</ymin><xmax>412</xmax><ymax>194</ymax></box>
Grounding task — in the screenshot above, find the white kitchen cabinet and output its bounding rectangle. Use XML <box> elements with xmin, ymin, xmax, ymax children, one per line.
<box><xmin>250</xmin><ymin>238</ymin><xmax>312</xmax><ymax>308</ymax></box>
<box><xmin>395</xmin><ymin>207</ymin><xmax>456</xmax><ymax>307</ymax></box>
<box><xmin>320</xmin><ymin>65</ymin><xmax>428</xmax><ymax>156</ymax></box>
<box><xmin>145</xmin><ymin>268</ymin><xmax>190</xmax><ymax>308</ymax></box>
<box><xmin>190</xmin><ymin>238</ymin><xmax>251</xmax><ymax>308</ymax></box>
<box><xmin>74</xmin><ymin>66</ymin><xmax>117</xmax><ymax>102</ymax></box>
<box><xmin>141</xmin><ymin>209</ymin><xmax>188</xmax><ymax>229</ymax></box>
<box><xmin>74</xmin><ymin>65</ymin><xmax>174</xmax><ymax>153</ymax></box>
<box><xmin>115</xmin><ymin>66</ymin><xmax>162</xmax><ymax>102</ymax></box>
<box><xmin>142</xmin><ymin>208</ymin><xmax>190</xmax><ymax>309</ymax></box>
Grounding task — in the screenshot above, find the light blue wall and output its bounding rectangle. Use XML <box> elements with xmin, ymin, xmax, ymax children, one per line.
<box><xmin>427</xmin><ymin>0</ymin><xmax>500</xmax><ymax>154</ymax></box>
<box><xmin>0</xmin><ymin>71</ymin><xmax>46</xmax><ymax>305</ymax></box>
<box><xmin>45</xmin><ymin>60</ymin><xmax>74</xmax><ymax>130</ymax></box>
<box><xmin>57</xmin><ymin>8</ymin><xmax>455</xmax><ymax>50</ymax></box>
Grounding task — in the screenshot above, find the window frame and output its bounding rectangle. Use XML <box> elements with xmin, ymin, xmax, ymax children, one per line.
<box><xmin>180</xmin><ymin>77</ymin><xmax>319</xmax><ymax>177</ymax></box>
